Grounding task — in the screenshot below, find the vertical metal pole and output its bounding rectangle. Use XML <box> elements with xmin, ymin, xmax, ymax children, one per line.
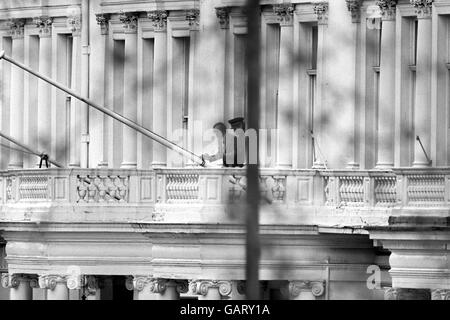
<box><xmin>245</xmin><ymin>0</ymin><xmax>261</xmax><ymax>300</ymax></box>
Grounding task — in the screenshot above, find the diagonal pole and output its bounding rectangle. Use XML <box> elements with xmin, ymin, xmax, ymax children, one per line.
<box><xmin>0</xmin><ymin>50</ymin><xmax>205</xmax><ymax>167</ymax></box>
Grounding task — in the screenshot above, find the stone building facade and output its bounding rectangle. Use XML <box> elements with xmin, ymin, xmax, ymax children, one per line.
<box><xmin>0</xmin><ymin>0</ymin><xmax>448</xmax><ymax>300</ymax></box>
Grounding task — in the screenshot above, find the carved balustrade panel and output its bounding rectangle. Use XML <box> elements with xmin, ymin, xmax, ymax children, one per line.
<box><xmin>166</xmin><ymin>173</ymin><xmax>200</xmax><ymax>203</ymax></box>
<box><xmin>228</xmin><ymin>174</ymin><xmax>287</xmax><ymax>204</ymax></box>
<box><xmin>77</xmin><ymin>175</ymin><xmax>129</xmax><ymax>203</ymax></box>
<box><xmin>406</xmin><ymin>174</ymin><xmax>445</xmax><ymax>206</ymax></box>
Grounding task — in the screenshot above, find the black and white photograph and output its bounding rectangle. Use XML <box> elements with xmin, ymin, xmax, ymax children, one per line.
<box><xmin>0</xmin><ymin>0</ymin><xmax>448</xmax><ymax>310</ymax></box>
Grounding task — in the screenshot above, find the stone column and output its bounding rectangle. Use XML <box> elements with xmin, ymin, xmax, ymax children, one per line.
<box><xmin>7</xmin><ymin>19</ymin><xmax>25</xmax><ymax>169</ymax></box>
<box><xmin>274</xmin><ymin>4</ymin><xmax>294</xmax><ymax>169</ymax></box>
<box><xmin>282</xmin><ymin>281</ymin><xmax>325</xmax><ymax>300</ymax></box>
<box><xmin>68</xmin><ymin>15</ymin><xmax>82</xmax><ymax>168</ymax></box>
<box><xmin>411</xmin><ymin>0</ymin><xmax>433</xmax><ymax>167</ymax></box>
<box><xmin>149</xmin><ymin>279</ymin><xmax>188</xmax><ymax>300</ymax></box>
<box><xmin>126</xmin><ymin>275</ymin><xmax>158</xmax><ymax>300</ymax></box>
<box><xmin>39</xmin><ymin>275</ymin><xmax>69</xmax><ymax>300</ymax></box>
<box><xmin>376</xmin><ymin>1</ymin><xmax>398</xmax><ymax>168</ymax></box>
<box><xmin>1</xmin><ymin>273</ymin><xmax>34</xmax><ymax>300</ymax></box>
<box><xmin>345</xmin><ymin>0</ymin><xmax>362</xmax><ymax>169</ymax></box>
<box><xmin>190</xmin><ymin>280</ymin><xmax>232</xmax><ymax>300</ymax></box>
<box><xmin>431</xmin><ymin>289</ymin><xmax>450</xmax><ymax>300</ymax></box>
<box><xmin>119</xmin><ymin>13</ymin><xmax>138</xmax><ymax>169</ymax></box>
<box><xmin>94</xmin><ymin>14</ymin><xmax>111</xmax><ymax>168</ymax></box>
<box><xmin>384</xmin><ymin>287</ymin><xmax>431</xmax><ymax>300</ymax></box>
<box><xmin>34</xmin><ymin>17</ymin><xmax>53</xmax><ymax>163</ymax></box>
<box><xmin>148</xmin><ymin>11</ymin><xmax>168</xmax><ymax>168</ymax></box>
<box><xmin>312</xmin><ymin>2</ymin><xmax>328</xmax><ymax>169</ymax></box>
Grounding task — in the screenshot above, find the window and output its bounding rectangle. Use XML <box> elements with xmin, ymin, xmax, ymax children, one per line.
<box><xmin>308</xmin><ymin>25</ymin><xmax>318</xmax><ymax>167</ymax></box>
<box><xmin>409</xmin><ymin>19</ymin><xmax>418</xmax><ymax>163</ymax></box>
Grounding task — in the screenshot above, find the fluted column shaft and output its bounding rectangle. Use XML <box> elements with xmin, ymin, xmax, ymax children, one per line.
<box><xmin>36</xmin><ymin>18</ymin><xmax>53</xmax><ymax>163</ymax></box>
<box><xmin>120</xmin><ymin>14</ymin><xmax>138</xmax><ymax>169</ymax></box>
<box><xmin>150</xmin><ymin>12</ymin><xmax>168</xmax><ymax>168</ymax></box>
<box><xmin>69</xmin><ymin>33</ymin><xmax>82</xmax><ymax>168</ymax></box>
<box><xmin>377</xmin><ymin>8</ymin><xmax>397</xmax><ymax>168</ymax></box>
<box><xmin>8</xmin><ymin>21</ymin><xmax>25</xmax><ymax>169</ymax></box>
<box><xmin>413</xmin><ymin>5</ymin><xmax>433</xmax><ymax>167</ymax></box>
<box><xmin>276</xmin><ymin>18</ymin><xmax>294</xmax><ymax>168</ymax></box>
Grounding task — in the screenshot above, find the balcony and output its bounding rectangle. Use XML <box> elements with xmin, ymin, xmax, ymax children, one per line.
<box><xmin>0</xmin><ymin>167</ymin><xmax>448</xmax><ymax>229</ymax></box>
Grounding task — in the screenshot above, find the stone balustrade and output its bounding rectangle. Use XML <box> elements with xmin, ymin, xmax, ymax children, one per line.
<box><xmin>0</xmin><ymin>167</ymin><xmax>448</xmax><ymax>225</ymax></box>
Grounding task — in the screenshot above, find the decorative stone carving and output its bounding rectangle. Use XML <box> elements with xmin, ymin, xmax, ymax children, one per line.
<box><xmin>339</xmin><ymin>176</ymin><xmax>365</xmax><ymax>207</ymax></box>
<box><xmin>215</xmin><ymin>7</ymin><xmax>230</xmax><ymax>29</ymax></box>
<box><xmin>410</xmin><ymin>0</ymin><xmax>433</xmax><ymax>19</ymax></box>
<box><xmin>431</xmin><ymin>289</ymin><xmax>450</xmax><ymax>300</ymax></box>
<box><xmin>18</xmin><ymin>176</ymin><xmax>49</xmax><ymax>201</ymax></box>
<box><xmin>190</xmin><ymin>280</ymin><xmax>233</xmax><ymax>298</ymax></box>
<box><xmin>346</xmin><ymin>0</ymin><xmax>362</xmax><ymax>23</ymax></box>
<box><xmin>407</xmin><ymin>174</ymin><xmax>445</xmax><ymax>206</ymax></box>
<box><xmin>7</xmin><ymin>19</ymin><xmax>25</xmax><ymax>39</ymax></box>
<box><xmin>119</xmin><ymin>12</ymin><xmax>138</xmax><ymax>33</ymax></box>
<box><xmin>384</xmin><ymin>288</ymin><xmax>431</xmax><ymax>300</ymax></box>
<box><xmin>86</xmin><ymin>276</ymin><xmax>104</xmax><ymax>296</ymax></box>
<box><xmin>1</xmin><ymin>273</ymin><xmax>20</xmax><ymax>288</ymax></box>
<box><xmin>236</xmin><ymin>281</ymin><xmax>246</xmax><ymax>295</ymax></box>
<box><xmin>149</xmin><ymin>279</ymin><xmax>189</xmax><ymax>294</ymax></box>
<box><xmin>33</xmin><ymin>16</ymin><xmax>53</xmax><ymax>37</ymax></box>
<box><xmin>186</xmin><ymin>9</ymin><xmax>200</xmax><ymax>29</ymax></box>
<box><xmin>96</xmin><ymin>14</ymin><xmax>110</xmax><ymax>35</ymax></box>
<box><xmin>282</xmin><ymin>281</ymin><xmax>326</xmax><ymax>299</ymax></box>
<box><xmin>229</xmin><ymin>175</ymin><xmax>287</xmax><ymax>203</ymax></box>
<box><xmin>166</xmin><ymin>174</ymin><xmax>199</xmax><ymax>203</ymax></box>
<box><xmin>77</xmin><ymin>175</ymin><xmax>129</xmax><ymax>203</ymax></box>
<box><xmin>38</xmin><ymin>275</ymin><xmax>66</xmax><ymax>290</ymax></box>
<box><xmin>273</xmin><ymin>3</ymin><xmax>295</xmax><ymax>26</ymax></box>
<box><xmin>377</xmin><ymin>0</ymin><xmax>398</xmax><ymax>20</ymax></box>
<box><xmin>147</xmin><ymin>10</ymin><xmax>168</xmax><ymax>32</ymax></box>
<box><xmin>374</xmin><ymin>176</ymin><xmax>397</xmax><ymax>206</ymax></box>
<box><xmin>67</xmin><ymin>14</ymin><xmax>81</xmax><ymax>35</ymax></box>
<box><xmin>313</xmin><ymin>1</ymin><xmax>328</xmax><ymax>25</ymax></box>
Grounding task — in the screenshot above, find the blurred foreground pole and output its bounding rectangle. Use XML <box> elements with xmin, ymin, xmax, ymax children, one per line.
<box><xmin>245</xmin><ymin>0</ymin><xmax>261</xmax><ymax>300</ymax></box>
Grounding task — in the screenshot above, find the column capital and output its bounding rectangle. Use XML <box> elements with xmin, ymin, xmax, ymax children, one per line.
<box><xmin>190</xmin><ymin>280</ymin><xmax>233</xmax><ymax>298</ymax></box>
<box><xmin>125</xmin><ymin>275</ymin><xmax>152</xmax><ymax>292</ymax></box>
<box><xmin>376</xmin><ymin>0</ymin><xmax>397</xmax><ymax>21</ymax></box>
<box><xmin>1</xmin><ymin>274</ymin><xmax>36</xmax><ymax>289</ymax></box>
<box><xmin>346</xmin><ymin>0</ymin><xmax>362</xmax><ymax>23</ymax></box>
<box><xmin>282</xmin><ymin>280</ymin><xmax>326</xmax><ymax>299</ymax></box>
<box><xmin>147</xmin><ymin>10</ymin><xmax>168</xmax><ymax>32</ymax></box>
<box><xmin>431</xmin><ymin>289</ymin><xmax>450</xmax><ymax>300</ymax></box>
<box><xmin>215</xmin><ymin>7</ymin><xmax>230</xmax><ymax>29</ymax></box>
<box><xmin>7</xmin><ymin>19</ymin><xmax>25</xmax><ymax>39</ymax></box>
<box><xmin>96</xmin><ymin>14</ymin><xmax>110</xmax><ymax>35</ymax></box>
<box><xmin>119</xmin><ymin>12</ymin><xmax>138</xmax><ymax>34</ymax></box>
<box><xmin>384</xmin><ymin>287</ymin><xmax>431</xmax><ymax>300</ymax></box>
<box><xmin>149</xmin><ymin>279</ymin><xmax>189</xmax><ymax>294</ymax></box>
<box><xmin>38</xmin><ymin>275</ymin><xmax>67</xmax><ymax>290</ymax></box>
<box><xmin>33</xmin><ymin>16</ymin><xmax>53</xmax><ymax>38</ymax></box>
<box><xmin>67</xmin><ymin>14</ymin><xmax>81</xmax><ymax>36</ymax></box>
<box><xmin>1</xmin><ymin>273</ymin><xmax>19</xmax><ymax>289</ymax></box>
<box><xmin>313</xmin><ymin>1</ymin><xmax>329</xmax><ymax>25</ymax></box>
<box><xmin>85</xmin><ymin>275</ymin><xmax>104</xmax><ymax>297</ymax></box>
<box><xmin>410</xmin><ymin>0</ymin><xmax>433</xmax><ymax>19</ymax></box>
<box><xmin>186</xmin><ymin>9</ymin><xmax>200</xmax><ymax>31</ymax></box>
<box><xmin>273</xmin><ymin>3</ymin><xmax>295</xmax><ymax>26</ymax></box>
